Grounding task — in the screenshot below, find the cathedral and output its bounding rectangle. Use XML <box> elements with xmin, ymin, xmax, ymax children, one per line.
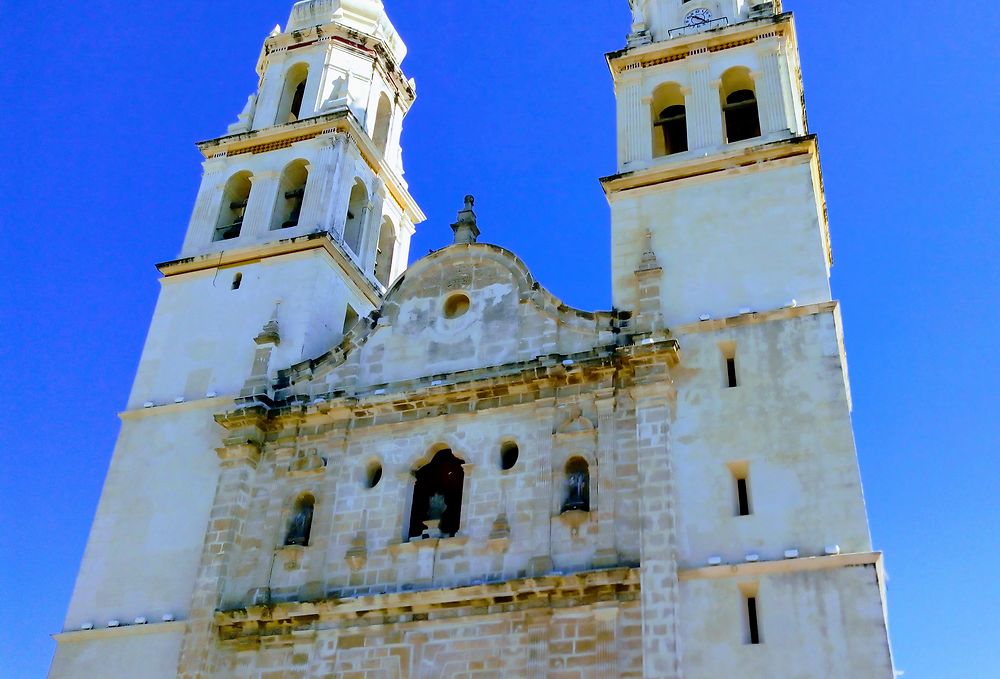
<box><xmin>50</xmin><ymin>1</ymin><xmax>896</xmax><ymax>677</ymax></box>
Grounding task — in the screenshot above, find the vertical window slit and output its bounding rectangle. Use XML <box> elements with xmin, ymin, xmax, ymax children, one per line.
<box><xmin>737</xmin><ymin>477</ymin><xmax>750</xmax><ymax>516</ymax></box>
<box><xmin>747</xmin><ymin>596</ymin><xmax>760</xmax><ymax>645</ymax></box>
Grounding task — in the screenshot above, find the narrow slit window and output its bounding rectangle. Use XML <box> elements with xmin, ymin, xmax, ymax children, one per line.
<box><xmin>231</xmin><ymin>273</ymin><xmax>242</xmax><ymax>290</ymax></box>
<box><xmin>747</xmin><ymin>596</ymin><xmax>761</xmax><ymax>644</ymax></box>
<box><xmin>727</xmin><ymin>357</ymin><xmax>738</xmax><ymax>388</ymax></box>
<box><xmin>728</xmin><ymin>462</ymin><xmax>752</xmax><ymax>516</ymax></box>
<box><xmin>737</xmin><ymin>477</ymin><xmax>750</xmax><ymax>516</ymax></box>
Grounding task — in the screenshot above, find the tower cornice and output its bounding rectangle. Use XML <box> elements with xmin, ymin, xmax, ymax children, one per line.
<box><xmin>607</xmin><ymin>12</ymin><xmax>796</xmax><ymax>80</ymax></box>
<box><xmin>157</xmin><ymin>230</ymin><xmax>384</xmax><ymax>305</ymax></box>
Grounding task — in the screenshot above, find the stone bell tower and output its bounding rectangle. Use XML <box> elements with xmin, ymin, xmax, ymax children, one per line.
<box><xmin>604</xmin><ymin>1</ymin><xmax>895</xmax><ymax>677</ymax></box>
<box><xmin>49</xmin><ymin>2</ymin><xmax>423</xmax><ymax>677</ymax></box>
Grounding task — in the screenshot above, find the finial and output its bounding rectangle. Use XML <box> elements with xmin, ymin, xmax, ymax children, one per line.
<box><xmin>450</xmin><ymin>194</ymin><xmax>480</xmax><ymax>245</ymax></box>
<box><xmin>636</xmin><ymin>231</ymin><xmax>660</xmax><ymax>272</ymax></box>
<box><xmin>254</xmin><ymin>300</ymin><xmax>282</xmax><ymax>345</ymax></box>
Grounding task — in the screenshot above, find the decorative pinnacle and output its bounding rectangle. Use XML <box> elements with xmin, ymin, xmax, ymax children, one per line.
<box><xmin>254</xmin><ymin>300</ymin><xmax>282</xmax><ymax>345</ymax></box>
<box><xmin>450</xmin><ymin>195</ymin><xmax>480</xmax><ymax>245</ymax></box>
<box><xmin>636</xmin><ymin>231</ymin><xmax>661</xmax><ymax>272</ymax></box>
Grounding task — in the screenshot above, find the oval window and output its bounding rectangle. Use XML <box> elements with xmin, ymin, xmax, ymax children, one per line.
<box><xmin>500</xmin><ymin>442</ymin><xmax>519</xmax><ymax>471</ymax></box>
<box><xmin>443</xmin><ymin>293</ymin><xmax>471</xmax><ymax>319</ymax></box>
<box><xmin>366</xmin><ymin>461</ymin><xmax>383</xmax><ymax>489</ymax></box>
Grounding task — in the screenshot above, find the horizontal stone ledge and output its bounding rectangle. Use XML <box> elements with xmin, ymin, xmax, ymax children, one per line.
<box><xmin>216</xmin><ymin>567</ymin><xmax>641</xmax><ymax>628</ymax></box>
<box><xmin>678</xmin><ymin>551</ymin><xmax>882</xmax><ymax>581</ymax></box>
<box><xmin>52</xmin><ymin>619</ymin><xmax>186</xmax><ymax>644</ymax></box>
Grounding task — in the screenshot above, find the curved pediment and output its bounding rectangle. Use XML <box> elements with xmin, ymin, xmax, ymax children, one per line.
<box><xmin>283</xmin><ymin>243</ymin><xmax>619</xmax><ymax>394</ymax></box>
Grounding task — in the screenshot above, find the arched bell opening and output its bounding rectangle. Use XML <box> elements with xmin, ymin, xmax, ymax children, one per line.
<box><xmin>651</xmin><ymin>82</ymin><xmax>688</xmax><ymax>157</ymax></box>
<box><xmin>343</xmin><ymin>179</ymin><xmax>368</xmax><ymax>256</ymax></box>
<box><xmin>214</xmin><ymin>171</ymin><xmax>253</xmax><ymax>242</ymax></box>
<box><xmin>272</xmin><ymin>160</ymin><xmax>309</xmax><ymax>230</ymax></box>
<box><xmin>276</xmin><ymin>63</ymin><xmax>310</xmax><ymax>124</ymax></box>
<box><xmin>721</xmin><ymin>67</ymin><xmax>761</xmax><ymax>143</ymax></box>
<box><xmin>408</xmin><ymin>449</ymin><xmax>466</xmax><ymax>540</ymax></box>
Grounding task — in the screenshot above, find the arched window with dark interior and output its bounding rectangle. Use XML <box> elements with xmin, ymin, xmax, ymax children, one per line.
<box><xmin>284</xmin><ymin>494</ymin><xmax>315</xmax><ymax>547</ymax></box>
<box><xmin>214</xmin><ymin>171</ymin><xmax>253</xmax><ymax>242</ymax></box>
<box><xmin>373</xmin><ymin>216</ymin><xmax>396</xmax><ymax>287</ymax></box>
<box><xmin>562</xmin><ymin>457</ymin><xmax>591</xmax><ymax>513</ymax></box>
<box><xmin>276</xmin><ymin>63</ymin><xmax>309</xmax><ymax>125</ymax></box>
<box><xmin>372</xmin><ymin>92</ymin><xmax>392</xmax><ymax>156</ymax></box>
<box><xmin>408</xmin><ymin>448</ymin><xmax>466</xmax><ymax>540</ymax></box>
<box><xmin>651</xmin><ymin>82</ymin><xmax>688</xmax><ymax>157</ymax></box>
<box><xmin>343</xmin><ymin>179</ymin><xmax>368</xmax><ymax>256</ymax></box>
<box><xmin>272</xmin><ymin>160</ymin><xmax>309</xmax><ymax>230</ymax></box>
<box><xmin>721</xmin><ymin>67</ymin><xmax>761</xmax><ymax>144</ymax></box>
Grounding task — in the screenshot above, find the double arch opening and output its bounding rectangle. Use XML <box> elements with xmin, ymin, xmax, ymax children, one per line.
<box><xmin>650</xmin><ymin>66</ymin><xmax>763</xmax><ymax>158</ymax></box>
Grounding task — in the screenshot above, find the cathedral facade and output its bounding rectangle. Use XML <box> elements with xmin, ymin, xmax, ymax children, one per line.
<box><xmin>50</xmin><ymin>1</ymin><xmax>895</xmax><ymax>677</ymax></box>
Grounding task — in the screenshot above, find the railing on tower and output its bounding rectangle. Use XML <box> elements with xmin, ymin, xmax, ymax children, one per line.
<box><xmin>668</xmin><ymin>16</ymin><xmax>729</xmax><ymax>39</ymax></box>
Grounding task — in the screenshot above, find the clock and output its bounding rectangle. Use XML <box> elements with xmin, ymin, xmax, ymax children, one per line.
<box><xmin>684</xmin><ymin>8</ymin><xmax>715</xmax><ymax>26</ymax></box>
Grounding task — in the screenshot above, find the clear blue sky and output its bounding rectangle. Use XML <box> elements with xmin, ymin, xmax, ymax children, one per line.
<box><xmin>0</xmin><ymin>1</ymin><xmax>996</xmax><ymax>677</ymax></box>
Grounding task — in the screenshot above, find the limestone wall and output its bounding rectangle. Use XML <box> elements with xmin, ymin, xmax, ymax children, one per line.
<box><xmin>670</xmin><ymin>307</ymin><xmax>872</xmax><ymax>568</ymax></box>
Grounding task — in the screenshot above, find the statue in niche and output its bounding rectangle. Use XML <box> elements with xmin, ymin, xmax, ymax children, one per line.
<box><xmin>284</xmin><ymin>498</ymin><xmax>314</xmax><ymax>547</ymax></box>
<box><xmin>562</xmin><ymin>459</ymin><xmax>591</xmax><ymax>513</ymax></box>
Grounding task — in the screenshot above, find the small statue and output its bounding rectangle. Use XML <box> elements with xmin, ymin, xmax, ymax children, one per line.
<box><xmin>285</xmin><ymin>502</ymin><xmax>314</xmax><ymax>546</ymax></box>
<box><xmin>563</xmin><ymin>471</ymin><xmax>590</xmax><ymax>512</ymax></box>
<box><xmin>428</xmin><ymin>493</ymin><xmax>448</xmax><ymax>521</ymax></box>
<box><xmin>629</xmin><ymin>0</ymin><xmax>648</xmax><ymax>25</ymax></box>
<box><xmin>227</xmin><ymin>93</ymin><xmax>258</xmax><ymax>134</ymax></box>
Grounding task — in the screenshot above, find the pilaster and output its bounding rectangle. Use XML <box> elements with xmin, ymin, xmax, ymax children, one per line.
<box><xmin>359</xmin><ymin>182</ymin><xmax>387</xmax><ymax>273</ymax></box>
<box><xmin>529</xmin><ymin>408</ymin><xmax>555</xmax><ymax>576</ymax></box>
<box><xmin>687</xmin><ymin>58</ymin><xmax>723</xmax><ymax>150</ymax></box>
<box><xmin>253</xmin><ymin>53</ymin><xmax>289</xmax><ymax>132</ymax></box>
<box><xmin>184</xmin><ymin>159</ymin><xmax>228</xmax><ymax>252</ymax></box>
<box><xmin>618</xmin><ymin>75</ymin><xmax>647</xmax><ymax>169</ymax></box>
<box><xmin>632</xmin><ymin>384</ymin><xmax>682</xmax><ymax>679</ymax></box>
<box><xmin>594</xmin><ymin>603</ymin><xmax>621</xmax><ymax>676</ymax></box>
<box><xmin>176</xmin><ymin>432</ymin><xmax>264</xmax><ymax>679</ymax></box>
<box><xmin>594</xmin><ymin>394</ymin><xmax>618</xmax><ymax>566</ymax></box>
<box><xmin>524</xmin><ymin>608</ymin><xmax>552</xmax><ymax>679</ymax></box>
<box><xmin>754</xmin><ymin>38</ymin><xmax>790</xmax><ymax>135</ymax></box>
<box><xmin>243</xmin><ymin>172</ymin><xmax>282</xmax><ymax>238</ymax></box>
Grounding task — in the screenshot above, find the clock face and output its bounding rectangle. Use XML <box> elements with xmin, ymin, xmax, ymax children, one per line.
<box><xmin>685</xmin><ymin>8</ymin><xmax>715</xmax><ymax>26</ymax></box>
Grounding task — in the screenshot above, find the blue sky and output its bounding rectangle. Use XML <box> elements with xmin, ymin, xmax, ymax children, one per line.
<box><xmin>0</xmin><ymin>1</ymin><xmax>997</xmax><ymax>677</ymax></box>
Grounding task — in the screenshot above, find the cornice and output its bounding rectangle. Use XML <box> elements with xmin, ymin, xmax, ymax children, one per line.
<box><xmin>156</xmin><ymin>231</ymin><xmax>383</xmax><ymax>307</ymax></box>
<box><xmin>214</xmin><ymin>339</ymin><xmax>680</xmax><ymax>433</ymax></box>
<box><xmin>607</xmin><ymin>13</ymin><xmax>795</xmax><ymax>78</ymax></box>
<box><xmin>679</xmin><ymin>551</ymin><xmax>883</xmax><ymax>581</ymax></box>
<box><xmin>672</xmin><ymin>301</ymin><xmax>839</xmax><ymax>336</ymax></box>
<box><xmin>214</xmin><ymin>567</ymin><xmax>641</xmax><ymax>642</ymax></box>
<box><xmin>600</xmin><ymin>135</ymin><xmax>817</xmax><ymax>197</ymax></box>
<box><xmin>53</xmin><ymin>620</ymin><xmax>186</xmax><ymax>643</ymax></box>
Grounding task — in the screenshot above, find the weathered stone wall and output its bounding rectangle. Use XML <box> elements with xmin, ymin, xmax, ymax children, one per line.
<box><xmin>212</xmin><ymin>600</ymin><xmax>644</xmax><ymax>679</ymax></box>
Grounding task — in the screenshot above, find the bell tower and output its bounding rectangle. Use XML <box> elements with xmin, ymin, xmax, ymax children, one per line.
<box><xmin>608</xmin><ymin>0</ymin><xmax>821</xmax><ymax>327</ymax></box>
<box><xmin>50</xmin><ymin>2</ymin><xmax>423</xmax><ymax>677</ymax></box>
<box><xmin>133</xmin><ymin>0</ymin><xmax>425</xmax><ymax>409</ymax></box>
<box><xmin>606</xmin><ymin>3</ymin><xmax>895</xmax><ymax>677</ymax></box>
